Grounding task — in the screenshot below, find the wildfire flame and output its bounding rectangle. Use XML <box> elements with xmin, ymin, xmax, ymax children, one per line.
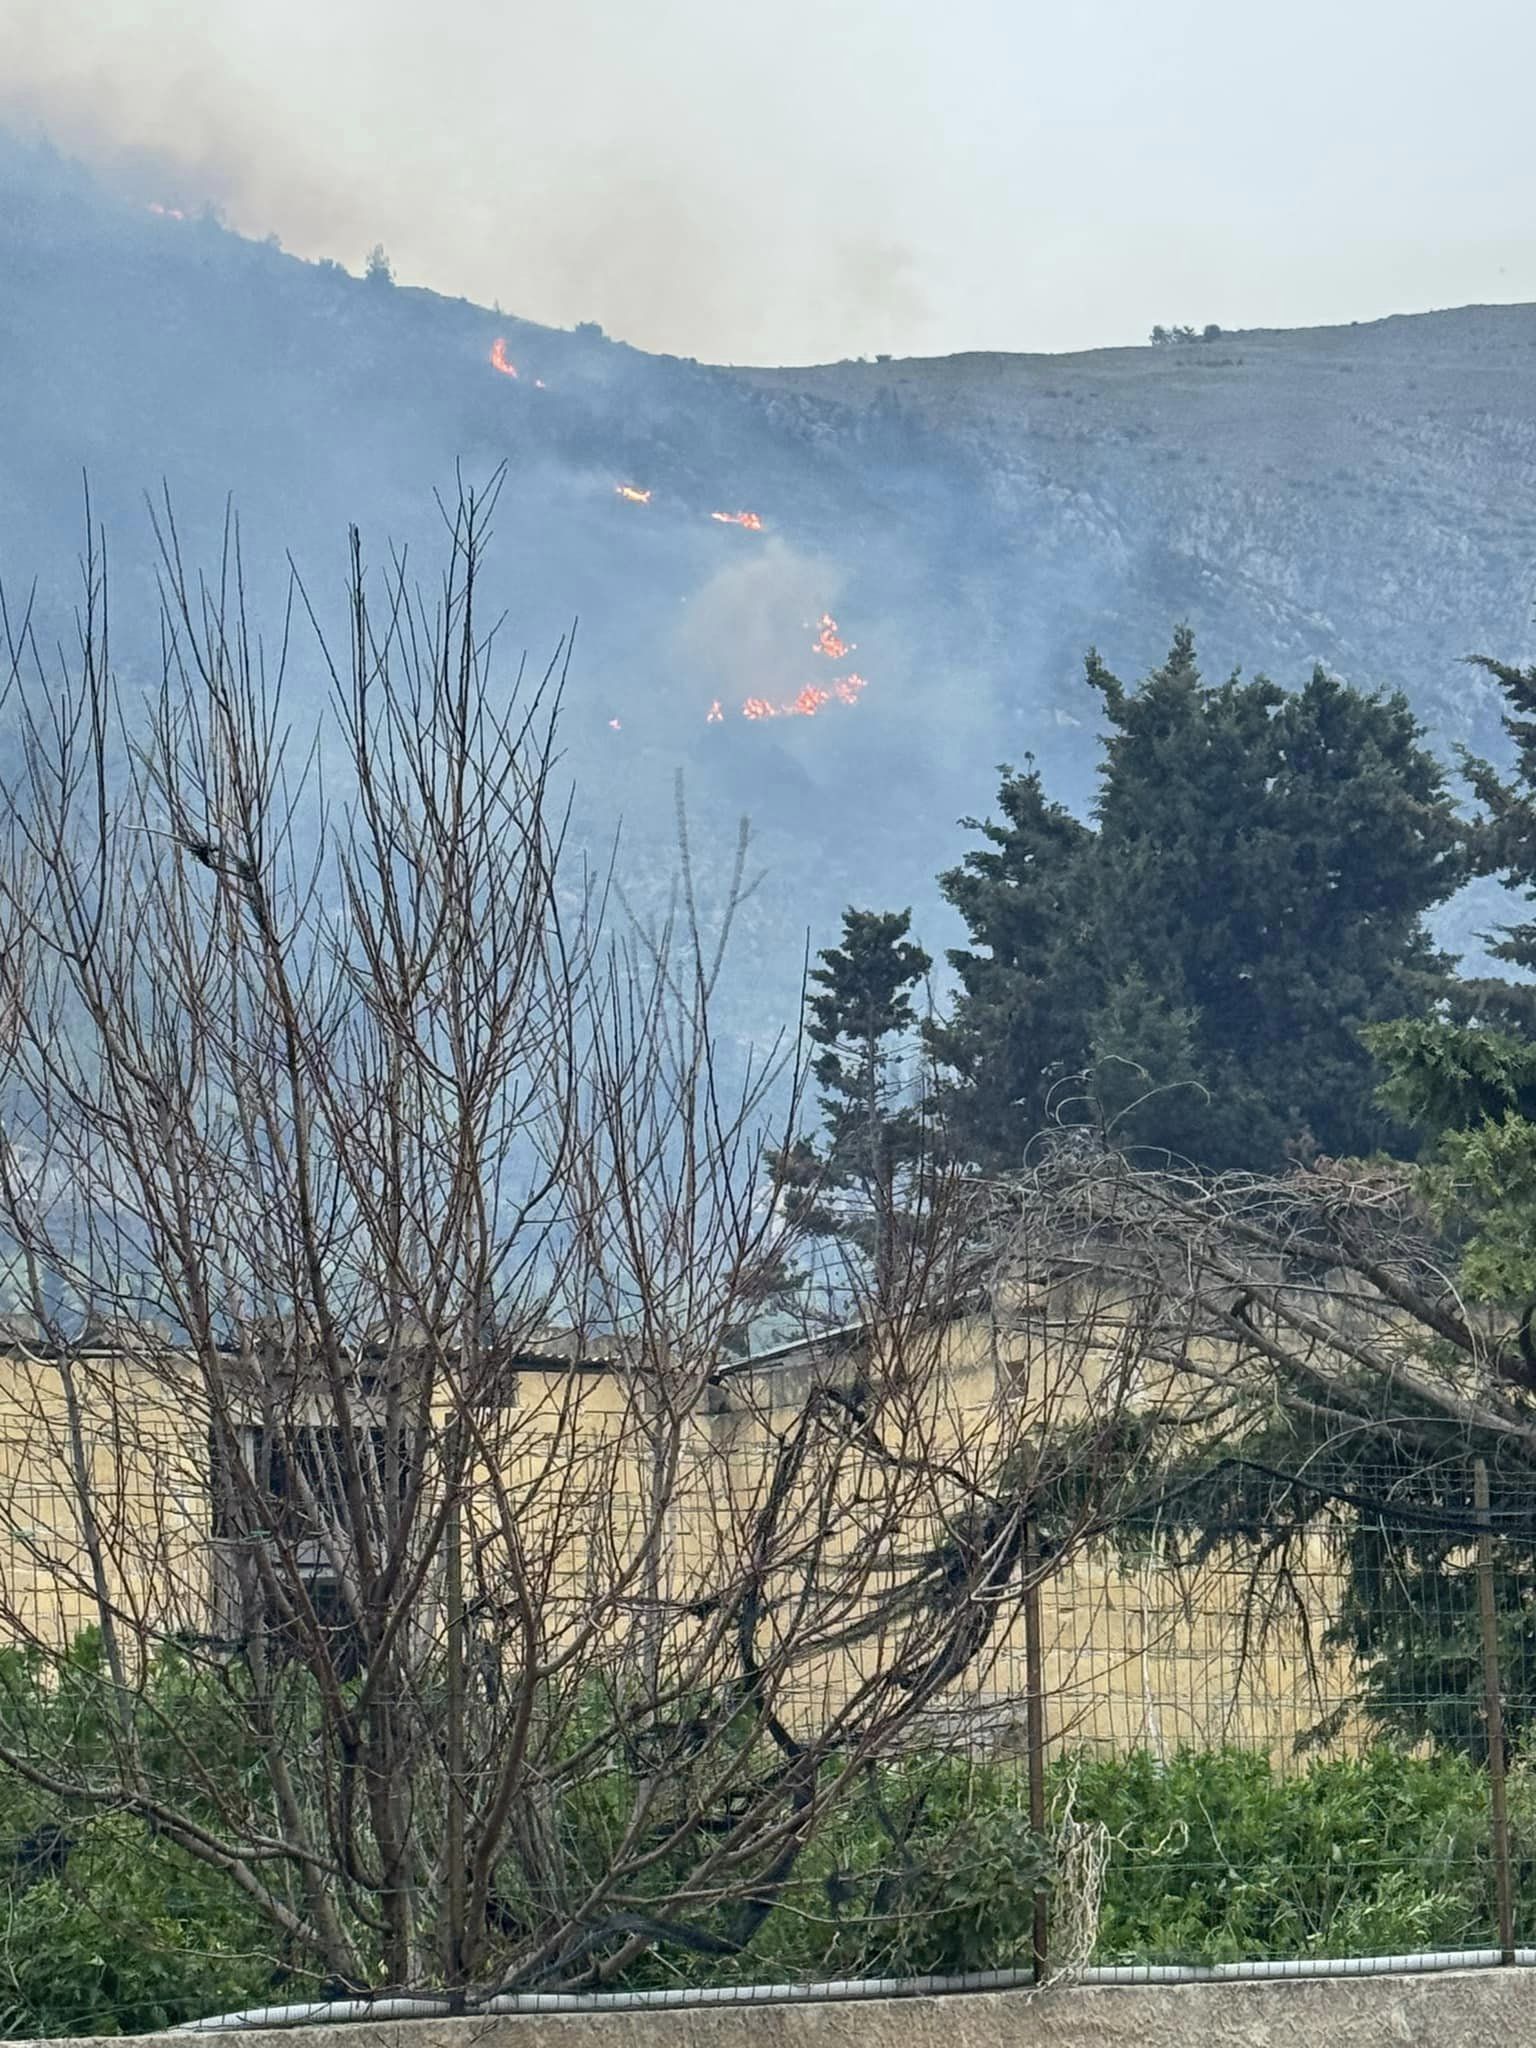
<box><xmin>812</xmin><ymin>613</ymin><xmax>852</xmax><ymax>659</ymax></box>
<box><xmin>471</xmin><ymin>338</ymin><xmax>870</xmax><ymax>733</ymax></box>
<box><xmin>147</xmin><ymin>203</ymin><xmax>187</xmax><ymax>221</ymax></box>
<box><xmin>736</xmin><ymin>675</ymin><xmax>866</xmax><ymax>721</ymax></box>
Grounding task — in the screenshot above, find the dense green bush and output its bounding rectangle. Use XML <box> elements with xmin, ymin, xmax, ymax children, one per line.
<box><xmin>1062</xmin><ymin>1745</ymin><xmax>1515</xmax><ymax>1964</ymax></box>
<box><xmin>587</xmin><ymin>1744</ymin><xmax>1524</xmax><ymax>1988</ymax></box>
<box><xmin>742</xmin><ymin>1754</ymin><xmax>1050</xmax><ymax>1981</ymax></box>
<box><xmin>0</xmin><ymin>1814</ymin><xmax>276</xmax><ymax>2037</ymax></box>
<box><xmin>0</xmin><ymin>1671</ymin><xmax>1525</xmax><ymax>2033</ymax></box>
<box><xmin>0</xmin><ymin>1636</ymin><xmax>284</xmax><ymax>2035</ymax></box>
<box><xmin>692</xmin><ymin>1745</ymin><xmax>1521</xmax><ymax>1982</ymax></box>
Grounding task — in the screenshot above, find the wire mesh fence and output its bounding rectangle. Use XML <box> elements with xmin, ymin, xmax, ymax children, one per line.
<box><xmin>590</xmin><ymin>1452</ymin><xmax>1536</xmax><ymax>1993</ymax></box>
<box><xmin>1</xmin><ymin>1347</ymin><xmax>1536</xmax><ymax>2029</ymax></box>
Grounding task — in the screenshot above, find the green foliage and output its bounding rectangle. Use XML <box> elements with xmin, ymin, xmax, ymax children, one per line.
<box><xmin>1427</xmin><ymin>1112</ymin><xmax>1536</xmax><ymax>1300</ymax></box>
<box><xmin>1365</xmin><ymin>654</ymin><xmax>1536</xmax><ymax>1305</ymax></box>
<box><xmin>363</xmin><ymin>243</ymin><xmax>394</xmax><ymax>287</ymax></box>
<box><xmin>1368</xmin><ymin>1015</ymin><xmax>1536</xmax><ymax>1134</ymax></box>
<box><xmin>925</xmin><ymin>763</ymin><xmax>1095</xmax><ymax>1164</ymax></box>
<box><xmin>1086</xmin><ymin>967</ymin><xmax>1206</xmax><ymax>1148</ymax></box>
<box><xmin>0</xmin><ymin>1813</ymin><xmax>276</xmax><ymax>2037</ymax></box>
<box><xmin>1459</xmin><ymin>655</ymin><xmax>1536</xmax><ymax>976</ymax></box>
<box><xmin>746</xmin><ymin>1754</ymin><xmax>1051</xmax><ymax>1979</ymax></box>
<box><xmin>805</xmin><ymin>907</ymin><xmax>931</xmax><ymax>1174</ymax></box>
<box><xmin>929</xmin><ymin>630</ymin><xmax>1463</xmax><ymax>1171</ymax></box>
<box><xmin>1368</xmin><ymin>1015</ymin><xmax>1536</xmax><ymax>1286</ymax></box>
<box><xmin>775</xmin><ymin>907</ymin><xmax>932</xmax><ymax>1291</ymax></box>
<box><xmin>1066</xmin><ymin>1746</ymin><xmax>1513</xmax><ymax>1964</ymax></box>
<box><xmin>614</xmin><ymin>1746</ymin><xmax>1530</xmax><ymax>1980</ymax></box>
<box><xmin>0</xmin><ymin>1640</ymin><xmax>281</xmax><ymax>2035</ymax></box>
<box><xmin>1100</xmin><ymin>1430</ymin><xmax>1536</xmax><ymax>1761</ymax></box>
<box><xmin>4</xmin><ymin>1687</ymin><xmax>1532</xmax><ymax>2024</ymax></box>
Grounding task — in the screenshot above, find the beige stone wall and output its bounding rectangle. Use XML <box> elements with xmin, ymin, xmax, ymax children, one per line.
<box><xmin>0</xmin><ymin>1348</ymin><xmax>211</xmax><ymax>1649</ymax></box>
<box><xmin>0</xmin><ymin>1315</ymin><xmax>1357</xmax><ymax>1762</ymax></box>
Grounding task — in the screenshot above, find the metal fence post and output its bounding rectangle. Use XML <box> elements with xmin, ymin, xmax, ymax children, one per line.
<box><xmin>1474</xmin><ymin>1457</ymin><xmax>1516</xmax><ymax>1966</ymax></box>
<box><xmin>443</xmin><ymin>1415</ymin><xmax>468</xmax><ymax>1996</ymax></box>
<box><xmin>1024</xmin><ymin>1516</ymin><xmax>1049</xmax><ymax>1984</ymax></box>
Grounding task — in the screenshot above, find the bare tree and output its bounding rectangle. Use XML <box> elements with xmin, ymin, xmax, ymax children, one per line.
<box><xmin>994</xmin><ymin>1136</ymin><xmax>1536</xmax><ymax>1754</ymax></box>
<box><xmin>0</xmin><ymin>487</ymin><xmax>1149</xmax><ymax>2007</ymax></box>
<box><xmin>1004</xmin><ymin>1137</ymin><xmax>1536</xmax><ymax>1469</ymax></box>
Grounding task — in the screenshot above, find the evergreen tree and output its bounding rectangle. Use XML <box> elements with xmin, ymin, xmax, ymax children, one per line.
<box><xmin>1369</xmin><ymin>655</ymin><xmax>1536</xmax><ymax>1301</ymax></box>
<box><xmin>1459</xmin><ymin>655</ymin><xmax>1536</xmax><ymax>981</ymax></box>
<box><xmin>776</xmin><ymin>909</ymin><xmax>932</xmax><ymax>1301</ymax></box>
<box><xmin>932</xmin><ymin>630</ymin><xmax>1464</xmax><ymax>1172</ymax></box>
<box><xmin>924</xmin><ymin>765</ymin><xmax>1093</xmax><ymax>1165</ymax></box>
<box><xmin>1085</xmin><ymin>967</ymin><xmax>1205</xmax><ymax>1150</ymax></box>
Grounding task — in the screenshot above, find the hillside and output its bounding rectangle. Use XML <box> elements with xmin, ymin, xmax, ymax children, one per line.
<box><xmin>3</xmin><ymin>135</ymin><xmax>1534</xmax><ymax>1020</ymax></box>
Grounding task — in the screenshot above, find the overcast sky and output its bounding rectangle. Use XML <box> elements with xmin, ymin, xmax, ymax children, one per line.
<box><xmin>4</xmin><ymin>0</ymin><xmax>1534</xmax><ymax>365</ymax></box>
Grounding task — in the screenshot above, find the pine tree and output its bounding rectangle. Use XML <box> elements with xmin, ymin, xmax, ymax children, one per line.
<box><xmin>1086</xmin><ymin>967</ymin><xmax>1205</xmax><ymax>1151</ymax></box>
<box><xmin>932</xmin><ymin>630</ymin><xmax>1464</xmax><ymax>1172</ymax></box>
<box><xmin>1090</xmin><ymin>632</ymin><xmax>1461</xmax><ymax>1164</ymax></box>
<box><xmin>924</xmin><ymin>765</ymin><xmax>1093</xmax><ymax>1166</ymax></box>
<box><xmin>1370</xmin><ymin>654</ymin><xmax>1536</xmax><ymax>1300</ymax></box>
<box><xmin>776</xmin><ymin>909</ymin><xmax>932</xmax><ymax>1302</ymax></box>
<box><xmin>1460</xmin><ymin>656</ymin><xmax>1536</xmax><ymax>978</ymax></box>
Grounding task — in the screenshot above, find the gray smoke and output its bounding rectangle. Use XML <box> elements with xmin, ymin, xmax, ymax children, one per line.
<box><xmin>674</xmin><ymin>540</ymin><xmax>845</xmax><ymax>713</ymax></box>
<box><xmin>8</xmin><ymin>0</ymin><xmax>1536</xmax><ymax>364</ymax></box>
<box><xmin>0</xmin><ymin>0</ymin><xmax>931</xmax><ymax>364</ymax></box>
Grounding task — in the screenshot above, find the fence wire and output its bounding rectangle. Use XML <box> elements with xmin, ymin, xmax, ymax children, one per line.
<box><xmin>0</xmin><ymin>1404</ymin><xmax>1533</xmax><ymax>2028</ymax></box>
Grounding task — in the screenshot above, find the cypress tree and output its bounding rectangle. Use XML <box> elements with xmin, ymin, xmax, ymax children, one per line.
<box><xmin>775</xmin><ymin>908</ymin><xmax>933</xmax><ymax>1302</ymax></box>
<box><xmin>931</xmin><ymin>630</ymin><xmax>1463</xmax><ymax>1170</ymax></box>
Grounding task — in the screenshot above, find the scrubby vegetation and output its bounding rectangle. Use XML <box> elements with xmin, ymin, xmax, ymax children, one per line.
<box><xmin>1</xmin><ymin>1684</ymin><xmax>1523</xmax><ymax>2036</ymax></box>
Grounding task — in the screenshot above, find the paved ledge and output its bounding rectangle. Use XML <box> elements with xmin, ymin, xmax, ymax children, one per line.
<box><xmin>29</xmin><ymin>1970</ymin><xmax>1536</xmax><ymax>2048</ymax></box>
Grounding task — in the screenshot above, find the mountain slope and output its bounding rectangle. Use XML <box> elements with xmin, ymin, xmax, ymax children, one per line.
<box><xmin>3</xmin><ymin>135</ymin><xmax>1534</xmax><ymax>1015</ymax></box>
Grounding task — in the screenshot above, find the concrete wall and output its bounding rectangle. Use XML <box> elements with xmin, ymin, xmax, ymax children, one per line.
<box><xmin>0</xmin><ymin>1309</ymin><xmax>1361</xmax><ymax>1759</ymax></box>
<box><xmin>22</xmin><ymin>1974</ymin><xmax>1536</xmax><ymax>2048</ymax></box>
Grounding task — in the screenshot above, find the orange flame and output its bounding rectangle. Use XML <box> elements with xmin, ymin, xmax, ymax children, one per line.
<box><xmin>615</xmin><ymin>484</ymin><xmax>652</xmax><ymax>505</ymax></box>
<box><xmin>608</xmin><ymin>718</ymin><xmax>622</xmax><ymax>730</ymax></box>
<box><xmin>812</xmin><ymin>613</ymin><xmax>852</xmax><ymax>659</ymax></box>
<box><xmin>710</xmin><ymin>604</ymin><xmax>869</xmax><ymax>725</ymax></box>
<box><xmin>742</xmin><ymin>686</ymin><xmax>826</xmax><ymax>721</ymax></box>
<box><xmin>710</xmin><ymin>510</ymin><xmax>764</xmax><ymax>530</ymax></box>
<box><xmin>147</xmin><ymin>202</ymin><xmax>188</xmax><ymax>221</ymax></box>
<box><xmin>490</xmin><ymin>337</ymin><xmax>519</xmax><ymax>378</ymax></box>
<box><xmin>735</xmin><ymin>676</ymin><xmax>865</xmax><ymax>721</ymax></box>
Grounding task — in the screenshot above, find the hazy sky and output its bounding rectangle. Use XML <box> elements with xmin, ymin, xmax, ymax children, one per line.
<box><xmin>5</xmin><ymin>0</ymin><xmax>1535</xmax><ymax>365</ymax></box>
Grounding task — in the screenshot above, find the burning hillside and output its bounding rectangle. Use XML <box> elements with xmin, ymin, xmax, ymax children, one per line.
<box><xmin>481</xmin><ymin>342</ymin><xmax>871</xmax><ymax>734</ymax></box>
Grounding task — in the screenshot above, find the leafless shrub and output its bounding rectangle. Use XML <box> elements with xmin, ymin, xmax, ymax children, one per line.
<box><xmin>1002</xmin><ymin>1135</ymin><xmax>1536</xmax><ymax>1469</ymax></box>
<box><xmin>0</xmin><ymin>487</ymin><xmax>1149</xmax><ymax>2003</ymax></box>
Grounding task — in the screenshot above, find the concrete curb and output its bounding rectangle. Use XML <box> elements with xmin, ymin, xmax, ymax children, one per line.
<box><xmin>26</xmin><ymin>1969</ymin><xmax>1536</xmax><ymax>2048</ymax></box>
